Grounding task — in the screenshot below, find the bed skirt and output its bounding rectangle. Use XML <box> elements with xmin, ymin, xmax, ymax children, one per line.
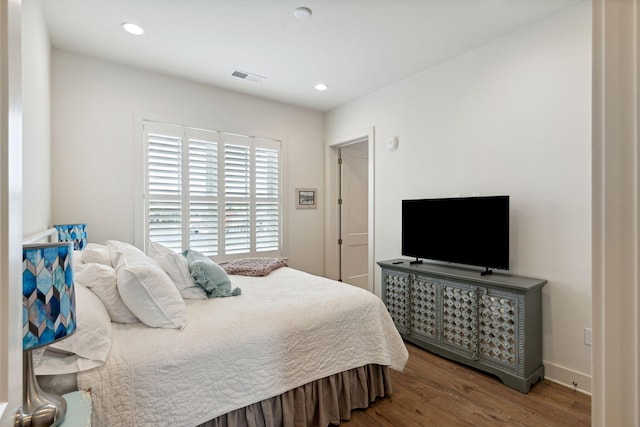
<box><xmin>197</xmin><ymin>364</ymin><xmax>391</xmax><ymax>427</ymax></box>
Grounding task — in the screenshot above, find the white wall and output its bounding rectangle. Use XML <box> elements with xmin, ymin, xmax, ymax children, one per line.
<box><xmin>325</xmin><ymin>2</ymin><xmax>592</xmax><ymax>390</ymax></box>
<box><xmin>51</xmin><ymin>51</ymin><xmax>326</xmax><ymax>275</ymax></box>
<box><xmin>22</xmin><ymin>0</ymin><xmax>50</xmax><ymax>236</ymax></box>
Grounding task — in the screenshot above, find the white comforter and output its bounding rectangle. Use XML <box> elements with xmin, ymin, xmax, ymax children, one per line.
<box><xmin>78</xmin><ymin>267</ymin><xmax>408</xmax><ymax>427</ymax></box>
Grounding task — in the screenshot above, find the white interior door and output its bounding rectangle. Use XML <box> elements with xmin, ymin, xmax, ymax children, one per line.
<box><xmin>339</xmin><ymin>142</ymin><xmax>369</xmax><ymax>289</ymax></box>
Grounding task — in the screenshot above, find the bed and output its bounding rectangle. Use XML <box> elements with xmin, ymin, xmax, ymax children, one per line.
<box><xmin>31</xmin><ymin>234</ymin><xmax>408</xmax><ymax>427</ymax></box>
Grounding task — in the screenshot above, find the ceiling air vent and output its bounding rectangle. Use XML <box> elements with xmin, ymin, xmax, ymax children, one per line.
<box><xmin>231</xmin><ymin>69</ymin><xmax>265</xmax><ymax>83</ymax></box>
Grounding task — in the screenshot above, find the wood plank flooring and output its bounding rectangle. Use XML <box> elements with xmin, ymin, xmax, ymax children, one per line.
<box><xmin>341</xmin><ymin>342</ymin><xmax>591</xmax><ymax>427</ymax></box>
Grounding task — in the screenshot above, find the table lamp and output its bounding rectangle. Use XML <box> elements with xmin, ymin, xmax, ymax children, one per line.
<box><xmin>16</xmin><ymin>242</ymin><xmax>77</xmax><ymax>427</ymax></box>
<box><xmin>53</xmin><ymin>224</ymin><xmax>87</xmax><ymax>251</ymax></box>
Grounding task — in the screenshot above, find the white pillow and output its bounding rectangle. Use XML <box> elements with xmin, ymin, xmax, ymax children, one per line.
<box><xmin>113</xmin><ymin>245</ymin><xmax>188</xmax><ymax>329</ymax></box>
<box><xmin>73</xmin><ymin>250</ymin><xmax>84</xmax><ymax>266</ymax></box>
<box><xmin>75</xmin><ymin>262</ymin><xmax>138</xmax><ymax>324</ymax></box>
<box><xmin>105</xmin><ymin>239</ymin><xmax>139</xmax><ymax>267</ymax></box>
<box><xmin>34</xmin><ymin>283</ymin><xmax>112</xmax><ymax>375</ymax></box>
<box><xmin>148</xmin><ymin>242</ymin><xmax>207</xmax><ymax>299</ymax></box>
<box><xmin>82</xmin><ymin>243</ymin><xmax>112</xmax><ymax>266</ymax></box>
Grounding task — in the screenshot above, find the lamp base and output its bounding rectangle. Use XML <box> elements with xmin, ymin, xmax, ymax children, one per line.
<box><xmin>15</xmin><ymin>351</ymin><xmax>67</xmax><ymax>427</ymax></box>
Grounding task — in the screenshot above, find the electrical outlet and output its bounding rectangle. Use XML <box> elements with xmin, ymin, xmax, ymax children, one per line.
<box><xmin>584</xmin><ymin>327</ymin><xmax>592</xmax><ymax>346</ymax></box>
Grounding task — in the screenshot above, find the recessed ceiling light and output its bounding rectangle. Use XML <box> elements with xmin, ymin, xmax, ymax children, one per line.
<box><xmin>121</xmin><ymin>22</ymin><xmax>144</xmax><ymax>35</ymax></box>
<box><xmin>314</xmin><ymin>83</ymin><xmax>328</xmax><ymax>91</ymax></box>
<box><xmin>293</xmin><ymin>7</ymin><xmax>312</xmax><ymax>20</ymax></box>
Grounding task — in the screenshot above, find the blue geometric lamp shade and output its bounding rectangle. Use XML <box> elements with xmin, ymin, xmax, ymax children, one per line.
<box><xmin>17</xmin><ymin>242</ymin><xmax>76</xmax><ymax>426</ymax></box>
<box><xmin>54</xmin><ymin>223</ymin><xmax>87</xmax><ymax>251</ymax></box>
<box><xmin>22</xmin><ymin>242</ymin><xmax>77</xmax><ymax>349</ymax></box>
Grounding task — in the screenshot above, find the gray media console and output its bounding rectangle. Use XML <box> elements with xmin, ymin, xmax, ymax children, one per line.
<box><xmin>378</xmin><ymin>259</ymin><xmax>547</xmax><ymax>393</ymax></box>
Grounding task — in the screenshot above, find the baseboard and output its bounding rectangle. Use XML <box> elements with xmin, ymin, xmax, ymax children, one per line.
<box><xmin>542</xmin><ymin>360</ymin><xmax>591</xmax><ymax>395</ymax></box>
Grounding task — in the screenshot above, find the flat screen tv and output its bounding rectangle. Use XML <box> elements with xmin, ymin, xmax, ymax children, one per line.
<box><xmin>402</xmin><ymin>195</ymin><xmax>509</xmax><ymax>274</ymax></box>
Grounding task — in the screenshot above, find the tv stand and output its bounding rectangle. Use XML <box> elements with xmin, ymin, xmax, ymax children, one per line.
<box><xmin>377</xmin><ymin>259</ymin><xmax>547</xmax><ymax>393</ymax></box>
<box><xmin>409</xmin><ymin>258</ymin><xmax>423</xmax><ymax>265</ymax></box>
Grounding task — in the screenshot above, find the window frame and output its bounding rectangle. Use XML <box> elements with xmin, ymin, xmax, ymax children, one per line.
<box><xmin>137</xmin><ymin>118</ymin><xmax>285</xmax><ymax>261</ymax></box>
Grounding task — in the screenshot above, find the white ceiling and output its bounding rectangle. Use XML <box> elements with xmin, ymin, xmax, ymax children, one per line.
<box><xmin>41</xmin><ymin>0</ymin><xmax>585</xmax><ymax>112</ymax></box>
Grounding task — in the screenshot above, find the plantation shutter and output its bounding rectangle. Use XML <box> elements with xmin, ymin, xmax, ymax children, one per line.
<box><xmin>187</xmin><ymin>128</ymin><xmax>219</xmax><ymax>255</ymax></box>
<box><xmin>222</xmin><ymin>134</ymin><xmax>252</xmax><ymax>255</ymax></box>
<box><xmin>144</xmin><ymin>121</ymin><xmax>281</xmax><ymax>258</ymax></box>
<box><xmin>254</xmin><ymin>138</ymin><xmax>280</xmax><ymax>253</ymax></box>
<box><xmin>145</xmin><ymin>123</ymin><xmax>183</xmax><ymax>253</ymax></box>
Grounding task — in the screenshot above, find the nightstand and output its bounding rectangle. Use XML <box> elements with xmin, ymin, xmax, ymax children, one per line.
<box><xmin>59</xmin><ymin>390</ymin><xmax>92</xmax><ymax>426</ymax></box>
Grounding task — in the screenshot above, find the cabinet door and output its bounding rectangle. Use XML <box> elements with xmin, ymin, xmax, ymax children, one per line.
<box><xmin>410</xmin><ymin>275</ymin><xmax>438</xmax><ymax>341</ymax></box>
<box><xmin>478</xmin><ymin>288</ymin><xmax>521</xmax><ymax>375</ymax></box>
<box><xmin>381</xmin><ymin>270</ymin><xmax>411</xmax><ymax>335</ymax></box>
<box><xmin>441</xmin><ymin>280</ymin><xmax>479</xmax><ymax>359</ymax></box>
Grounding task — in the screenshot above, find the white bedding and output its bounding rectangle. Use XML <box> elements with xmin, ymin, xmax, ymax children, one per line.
<box><xmin>77</xmin><ymin>267</ymin><xmax>408</xmax><ymax>427</ymax></box>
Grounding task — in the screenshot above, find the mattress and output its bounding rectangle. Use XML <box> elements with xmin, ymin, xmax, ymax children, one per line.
<box><xmin>77</xmin><ymin>267</ymin><xmax>408</xmax><ymax>427</ymax></box>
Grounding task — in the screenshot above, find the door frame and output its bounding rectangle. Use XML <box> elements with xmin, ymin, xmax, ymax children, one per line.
<box><xmin>0</xmin><ymin>0</ymin><xmax>24</xmax><ymax>422</ymax></box>
<box><xmin>325</xmin><ymin>127</ymin><xmax>375</xmax><ymax>293</ymax></box>
<box><xmin>592</xmin><ymin>0</ymin><xmax>640</xmax><ymax>424</ymax></box>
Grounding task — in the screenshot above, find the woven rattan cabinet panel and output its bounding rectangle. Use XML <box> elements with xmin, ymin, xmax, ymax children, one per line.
<box><xmin>378</xmin><ymin>260</ymin><xmax>546</xmax><ymax>393</ymax></box>
<box><xmin>441</xmin><ymin>280</ymin><xmax>479</xmax><ymax>359</ymax></box>
<box><xmin>479</xmin><ymin>288</ymin><xmax>520</xmax><ymax>375</ymax></box>
<box><xmin>381</xmin><ymin>269</ymin><xmax>411</xmax><ymax>335</ymax></box>
<box><xmin>410</xmin><ymin>275</ymin><xmax>438</xmax><ymax>341</ymax></box>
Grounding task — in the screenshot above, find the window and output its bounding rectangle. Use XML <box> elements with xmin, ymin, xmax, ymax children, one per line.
<box><xmin>144</xmin><ymin>121</ymin><xmax>281</xmax><ymax>258</ymax></box>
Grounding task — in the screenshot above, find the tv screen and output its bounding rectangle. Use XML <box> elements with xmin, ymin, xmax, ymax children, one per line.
<box><xmin>402</xmin><ymin>195</ymin><xmax>509</xmax><ymax>271</ymax></box>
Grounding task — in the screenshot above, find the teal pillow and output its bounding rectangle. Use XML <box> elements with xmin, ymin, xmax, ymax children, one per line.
<box><xmin>183</xmin><ymin>249</ymin><xmax>241</xmax><ymax>298</ymax></box>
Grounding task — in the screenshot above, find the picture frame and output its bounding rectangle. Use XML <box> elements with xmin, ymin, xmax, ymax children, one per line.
<box><xmin>296</xmin><ymin>188</ymin><xmax>317</xmax><ymax>209</ymax></box>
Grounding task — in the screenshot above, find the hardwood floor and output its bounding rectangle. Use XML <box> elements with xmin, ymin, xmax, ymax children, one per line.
<box><xmin>342</xmin><ymin>342</ymin><xmax>591</xmax><ymax>427</ymax></box>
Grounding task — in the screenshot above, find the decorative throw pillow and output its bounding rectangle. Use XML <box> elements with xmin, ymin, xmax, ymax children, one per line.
<box><xmin>148</xmin><ymin>242</ymin><xmax>207</xmax><ymax>299</ymax></box>
<box><xmin>184</xmin><ymin>249</ymin><xmax>241</xmax><ymax>298</ymax></box>
<box><xmin>75</xmin><ymin>262</ymin><xmax>138</xmax><ymax>324</ymax></box>
<box><xmin>34</xmin><ymin>283</ymin><xmax>112</xmax><ymax>375</ymax></box>
<box><xmin>113</xmin><ymin>244</ymin><xmax>188</xmax><ymax>329</ymax></box>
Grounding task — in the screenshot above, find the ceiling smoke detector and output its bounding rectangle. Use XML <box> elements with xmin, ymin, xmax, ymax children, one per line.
<box><xmin>231</xmin><ymin>70</ymin><xmax>266</xmax><ymax>83</ymax></box>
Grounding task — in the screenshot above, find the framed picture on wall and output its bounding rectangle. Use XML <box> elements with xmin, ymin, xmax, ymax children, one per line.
<box><xmin>296</xmin><ymin>188</ymin><xmax>317</xmax><ymax>209</ymax></box>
